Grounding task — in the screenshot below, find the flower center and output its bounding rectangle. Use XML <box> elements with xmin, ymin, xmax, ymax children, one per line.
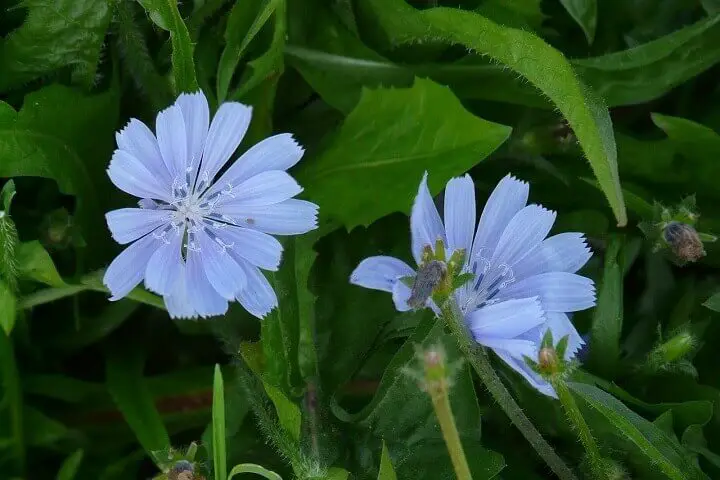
<box><xmin>460</xmin><ymin>248</ymin><xmax>516</xmax><ymax>313</ymax></box>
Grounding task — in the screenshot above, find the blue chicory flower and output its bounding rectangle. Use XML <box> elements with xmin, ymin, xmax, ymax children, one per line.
<box><xmin>103</xmin><ymin>91</ymin><xmax>318</xmax><ymax>319</ymax></box>
<box><xmin>350</xmin><ymin>172</ymin><xmax>595</xmax><ymax>397</ymax></box>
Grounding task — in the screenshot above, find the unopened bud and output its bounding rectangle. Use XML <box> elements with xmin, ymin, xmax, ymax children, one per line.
<box><xmin>657</xmin><ymin>331</ymin><xmax>696</xmax><ymax>363</ymax></box>
<box><xmin>168</xmin><ymin>460</ymin><xmax>195</xmax><ymax>480</ymax></box>
<box><xmin>663</xmin><ymin>222</ymin><xmax>705</xmax><ymax>262</ymax></box>
<box><xmin>538</xmin><ymin>347</ymin><xmax>560</xmax><ymax>376</ymax></box>
<box><xmin>422</xmin><ymin>346</ymin><xmax>448</xmax><ymax>392</ymax></box>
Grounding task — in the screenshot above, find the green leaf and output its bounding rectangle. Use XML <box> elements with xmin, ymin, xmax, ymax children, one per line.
<box><xmin>574</xmin><ymin>16</ymin><xmax>720</xmax><ymax>107</ymax></box>
<box><xmin>0</xmin><ymin>0</ymin><xmax>112</xmax><ymax>91</ymax></box>
<box><xmin>0</xmin><ymin>328</ymin><xmax>23</xmax><ymax>472</ymax></box>
<box><xmin>703</xmin><ymin>292</ymin><xmax>720</xmax><ymax>312</ymax></box>
<box><xmin>588</xmin><ymin>235</ymin><xmax>624</xmax><ymax>377</ymax></box>
<box><xmin>137</xmin><ymin>0</ymin><xmax>199</xmax><ymax>93</ymax></box>
<box><xmin>15</xmin><ymin>241</ymin><xmax>65</xmax><ymax>288</ymax></box>
<box><xmin>228</xmin><ymin>463</ymin><xmax>283</xmax><ymax>480</ymax></box>
<box><xmin>297</xmin><ymin>77</ymin><xmax>511</xmax><ymax>230</ymax></box>
<box><xmin>377</xmin><ymin>441</ymin><xmax>398</xmax><ymax>480</ymax></box>
<box><xmin>559</xmin><ymin>0</ymin><xmax>597</xmax><ymax>43</ymax></box>
<box><xmin>23</xmin><ymin>406</ymin><xmax>72</xmax><ymax>447</ymax></box>
<box><xmin>357</xmin><ymin>0</ymin><xmax>627</xmax><ymax>226</ymax></box>
<box><xmin>568</xmin><ymin>382</ymin><xmax>702</xmax><ymax>480</ymax></box>
<box><xmin>213</xmin><ymin>365</ymin><xmax>228</xmax><ymax>480</ymax></box>
<box><xmin>56</xmin><ymin>449</ymin><xmax>84</xmax><ymax>480</ymax></box>
<box><xmin>1</xmin><ymin>180</ymin><xmax>15</xmax><ymax>213</ymax></box>
<box><xmin>217</xmin><ymin>0</ymin><xmax>280</xmax><ymax>102</ymax></box>
<box><xmin>106</xmin><ymin>347</ymin><xmax>170</xmax><ymax>467</ymax></box>
<box><xmin>0</xmin><ymin>281</ymin><xmax>17</xmax><ymax>334</ymax></box>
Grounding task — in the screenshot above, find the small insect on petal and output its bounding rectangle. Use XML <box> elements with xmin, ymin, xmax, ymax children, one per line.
<box><xmin>408</xmin><ymin>260</ymin><xmax>447</xmax><ymax>309</ymax></box>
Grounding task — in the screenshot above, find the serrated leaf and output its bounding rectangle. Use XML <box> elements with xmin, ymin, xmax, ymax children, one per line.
<box><xmin>0</xmin><ymin>0</ymin><xmax>111</xmax><ymax>91</ymax></box>
<box><xmin>569</xmin><ymin>382</ymin><xmax>703</xmax><ymax>480</ymax></box>
<box><xmin>137</xmin><ymin>0</ymin><xmax>199</xmax><ymax>93</ymax></box>
<box><xmin>559</xmin><ymin>0</ymin><xmax>597</xmax><ymax>43</ymax></box>
<box><xmin>106</xmin><ymin>347</ymin><xmax>170</xmax><ymax>467</ymax></box>
<box><xmin>297</xmin><ymin>77</ymin><xmax>511</xmax><ymax>230</ymax></box>
<box><xmin>357</xmin><ymin>0</ymin><xmax>626</xmax><ymax>225</ymax></box>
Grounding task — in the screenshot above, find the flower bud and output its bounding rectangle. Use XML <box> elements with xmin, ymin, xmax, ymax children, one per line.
<box><xmin>656</xmin><ymin>330</ymin><xmax>696</xmax><ymax>363</ymax></box>
<box><xmin>538</xmin><ymin>347</ymin><xmax>560</xmax><ymax>376</ymax></box>
<box><xmin>663</xmin><ymin>222</ymin><xmax>705</xmax><ymax>262</ymax></box>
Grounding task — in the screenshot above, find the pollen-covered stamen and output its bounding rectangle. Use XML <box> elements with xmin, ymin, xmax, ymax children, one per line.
<box><xmin>152</xmin><ymin>225</ymin><xmax>173</xmax><ymax>245</ymax></box>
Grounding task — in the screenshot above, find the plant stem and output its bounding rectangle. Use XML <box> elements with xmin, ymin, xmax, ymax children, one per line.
<box><xmin>428</xmin><ymin>379</ymin><xmax>473</xmax><ymax>480</ymax></box>
<box><xmin>440</xmin><ymin>302</ymin><xmax>577</xmax><ymax>480</ymax></box>
<box><xmin>552</xmin><ymin>378</ymin><xmax>607</xmax><ymax>480</ymax></box>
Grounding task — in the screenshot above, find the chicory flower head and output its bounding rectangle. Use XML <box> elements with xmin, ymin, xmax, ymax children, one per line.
<box><xmin>104</xmin><ymin>90</ymin><xmax>318</xmax><ymax>319</ymax></box>
<box><xmin>350</xmin><ymin>172</ymin><xmax>595</xmax><ymax>397</ymax></box>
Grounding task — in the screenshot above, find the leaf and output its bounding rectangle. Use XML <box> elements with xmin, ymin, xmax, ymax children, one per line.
<box><xmin>334</xmin><ymin>315</ymin><xmax>505</xmax><ymax>479</ymax></box>
<box><xmin>296</xmin><ymin>77</ymin><xmax>511</xmax><ymax>230</ymax></box>
<box><xmin>569</xmin><ymin>382</ymin><xmax>703</xmax><ymax>480</ymax></box>
<box><xmin>137</xmin><ymin>0</ymin><xmax>199</xmax><ymax>93</ymax></box>
<box><xmin>559</xmin><ymin>0</ymin><xmax>597</xmax><ymax>43</ymax></box>
<box><xmin>217</xmin><ymin>0</ymin><xmax>280</xmax><ymax>102</ymax></box>
<box><xmin>377</xmin><ymin>441</ymin><xmax>398</xmax><ymax>480</ymax></box>
<box><xmin>0</xmin><ymin>281</ymin><xmax>16</xmax><ymax>334</ymax></box>
<box><xmin>588</xmin><ymin>235</ymin><xmax>624</xmax><ymax>377</ymax></box>
<box><xmin>23</xmin><ymin>406</ymin><xmax>72</xmax><ymax>447</ymax></box>
<box><xmin>0</xmin><ymin>328</ymin><xmax>23</xmax><ymax>472</ymax></box>
<box><xmin>106</xmin><ymin>347</ymin><xmax>170</xmax><ymax>467</ymax></box>
<box><xmin>1</xmin><ymin>180</ymin><xmax>16</xmax><ymax>212</ymax></box>
<box><xmin>357</xmin><ymin>0</ymin><xmax>627</xmax><ymax>226</ymax></box>
<box><xmin>703</xmin><ymin>292</ymin><xmax>720</xmax><ymax>312</ymax></box>
<box><xmin>0</xmin><ymin>0</ymin><xmax>112</xmax><ymax>91</ymax></box>
<box><xmin>56</xmin><ymin>449</ymin><xmax>84</xmax><ymax>480</ymax></box>
<box><xmin>228</xmin><ymin>463</ymin><xmax>283</xmax><ymax>480</ymax></box>
<box><xmin>15</xmin><ymin>241</ymin><xmax>65</xmax><ymax>288</ymax></box>
<box><xmin>212</xmin><ymin>365</ymin><xmax>228</xmax><ymax>480</ymax></box>
<box><xmin>574</xmin><ymin>16</ymin><xmax>720</xmax><ymax>107</ymax></box>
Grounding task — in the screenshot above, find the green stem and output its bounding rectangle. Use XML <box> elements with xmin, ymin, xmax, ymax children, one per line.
<box><xmin>428</xmin><ymin>382</ymin><xmax>473</xmax><ymax>480</ymax></box>
<box><xmin>440</xmin><ymin>302</ymin><xmax>576</xmax><ymax>480</ymax></box>
<box><xmin>552</xmin><ymin>378</ymin><xmax>607</xmax><ymax>480</ymax></box>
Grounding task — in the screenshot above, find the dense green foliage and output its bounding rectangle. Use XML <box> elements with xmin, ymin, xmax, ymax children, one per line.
<box><xmin>2</xmin><ymin>0</ymin><xmax>720</xmax><ymax>478</ymax></box>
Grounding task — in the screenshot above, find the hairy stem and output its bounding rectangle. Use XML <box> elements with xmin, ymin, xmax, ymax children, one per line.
<box><xmin>440</xmin><ymin>301</ymin><xmax>577</xmax><ymax>480</ymax></box>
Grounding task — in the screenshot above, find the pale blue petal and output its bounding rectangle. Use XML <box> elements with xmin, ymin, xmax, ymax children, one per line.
<box><xmin>195</xmin><ymin>229</ymin><xmax>247</xmax><ymax>300</ymax></box>
<box><xmin>108</xmin><ymin>150</ymin><xmax>173</xmax><ymax>201</ymax></box>
<box><xmin>144</xmin><ymin>229</ymin><xmax>183</xmax><ymax>295</ymax></box>
<box><xmin>471</xmin><ymin>174</ymin><xmax>528</xmax><ymax>261</ymax></box>
<box><xmin>103</xmin><ymin>233</ymin><xmax>158</xmax><ymax>300</ymax></box>
<box><xmin>479</xmin><ymin>337</ymin><xmax>537</xmax><ymax>359</ymax></box>
<box><xmin>350</xmin><ymin>256</ymin><xmax>415</xmax><ymax>293</ymax></box>
<box><xmin>213</xmin><ymin>224</ymin><xmax>283</xmax><ymax>271</ymax></box>
<box><xmin>106</xmin><ymin>208</ymin><xmax>171</xmax><ymax>244</ymax></box>
<box><xmin>512</xmin><ymin>233</ymin><xmax>592</xmax><ymax>281</ymax></box>
<box><xmin>185</xmin><ymin>249</ymin><xmax>229</xmax><ymax>317</ymax></box>
<box><xmin>176</xmin><ymin>91</ymin><xmax>210</xmax><ymax>182</ymax></box>
<box><xmin>444</xmin><ymin>174</ymin><xmax>476</xmax><ymax>257</ymax></box>
<box><xmin>155</xmin><ymin>104</ymin><xmax>188</xmax><ymax>179</ymax></box>
<box><xmin>212</xmin><ymin>133</ymin><xmax>303</xmax><ymax>188</ymax></box>
<box><xmin>115</xmin><ymin>119</ymin><xmax>172</xmax><ymax>185</ymax></box>
<box><xmin>392</xmin><ymin>280</ymin><xmax>412</xmax><ymax>311</ymax></box>
<box><xmin>545</xmin><ymin>312</ymin><xmax>585</xmax><ymax>359</ymax></box>
<box><xmin>236</xmin><ymin>259</ymin><xmax>278</xmax><ymax>318</ymax></box>
<box><xmin>491</xmin><ymin>204</ymin><xmax>556</xmax><ymax>267</ymax></box>
<box><xmin>499</xmin><ymin>272</ymin><xmax>596</xmax><ymax>312</ymax></box>
<box><xmin>468</xmin><ymin>297</ymin><xmax>545</xmax><ymax>340</ymax></box>
<box><xmin>217</xmin><ymin>199</ymin><xmax>318</xmax><ymax>235</ymax></box>
<box><xmin>411</xmin><ymin>172</ymin><xmax>445</xmax><ymax>263</ymax></box>
<box><xmin>211</xmin><ymin>170</ymin><xmax>303</xmax><ymax>208</ymax></box>
<box><xmin>200</xmin><ymin>102</ymin><xmax>253</xmax><ymax>181</ymax></box>
<box><xmin>494</xmin><ymin>350</ymin><xmax>557</xmax><ymax>398</ymax></box>
<box><xmin>164</xmin><ymin>264</ymin><xmax>196</xmax><ymax>319</ymax></box>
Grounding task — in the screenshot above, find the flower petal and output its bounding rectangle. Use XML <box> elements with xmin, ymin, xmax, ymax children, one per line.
<box><xmin>212</xmin><ymin>133</ymin><xmax>304</xmax><ymax>188</ymax></box>
<box><xmin>491</xmin><ymin>204</ymin><xmax>556</xmax><ymax>268</ymax></box>
<box><xmin>411</xmin><ymin>172</ymin><xmax>445</xmax><ymax>263</ymax></box>
<box><xmin>195</xmin><ymin>229</ymin><xmax>247</xmax><ymax>300</ymax></box>
<box><xmin>106</xmin><ymin>208</ymin><xmax>172</xmax><ymax>244</ymax></box>
<box><xmin>513</xmin><ymin>233</ymin><xmax>592</xmax><ymax>281</ymax></box>
<box><xmin>350</xmin><ymin>256</ymin><xmax>415</xmax><ymax>293</ymax></box>
<box><xmin>116</xmin><ymin>119</ymin><xmax>172</xmax><ymax>185</ymax></box>
<box><xmin>176</xmin><ymin>91</ymin><xmax>210</xmax><ymax>182</ymax></box>
<box><xmin>164</xmin><ymin>264</ymin><xmax>196</xmax><ymax>319</ymax></box>
<box><xmin>185</xmin><ymin>249</ymin><xmax>229</xmax><ymax>317</ymax></box>
<box><xmin>392</xmin><ymin>280</ymin><xmax>413</xmax><ymax>312</ymax></box>
<box><xmin>156</xmin><ymin>104</ymin><xmax>188</xmax><ymax>179</ymax></box>
<box><xmin>471</xmin><ymin>174</ymin><xmax>528</xmax><ymax>261</ymax></box>
<box><xmin>144</xmin><ymin>229</ymin><xmax>183</xmax><ymax>295</ymax></box>
<box><xmin>494</xmin><ymin>349</ymin><xmax>557</xmax><ymax>398</ymax></box>
<box><xmin>499</xmin><ymin>272</ymin><xmax>596</xmax><ymax>312</ymax></box>
<box><xmin>213</xmin><ymin>224</ymin><xmax>283</xmax><ymax>271</ymax></box>
<box><xmin>108</xmin><ymin>150</ymin><xmax>173</xmax><ymax>201</ymax></box>
<box><xmin>200</xmin><ymin>102</ymin><xmax>253</xmax><ymax>181</ymax></box>
<box><xmin>236</xmin><ymin>260</ymin><xmax>278</xmax><ymax>318</ymax></box>
<box><xmin>468</xmin><ymin>297</ymin><xmax>546</xmax><ymax>340</ymax></box>
<box><xmin>217</xmin><ymin>199</ymin><xmax>318</xmax><ymax>235</ymax></box>
<box><xmin>103</xmin><ymin>233</ymin><xmax>159</xmax><ymax>300</ymax></box>
<box><xmin>444</xmin><ymin>174</ymin><xmax>476</xmax><ymax>257</ymax></box>
<box><xmin>211</xmin><ymin>170</ymin><xmax>303</xmax><ymax>208</ymax></box>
